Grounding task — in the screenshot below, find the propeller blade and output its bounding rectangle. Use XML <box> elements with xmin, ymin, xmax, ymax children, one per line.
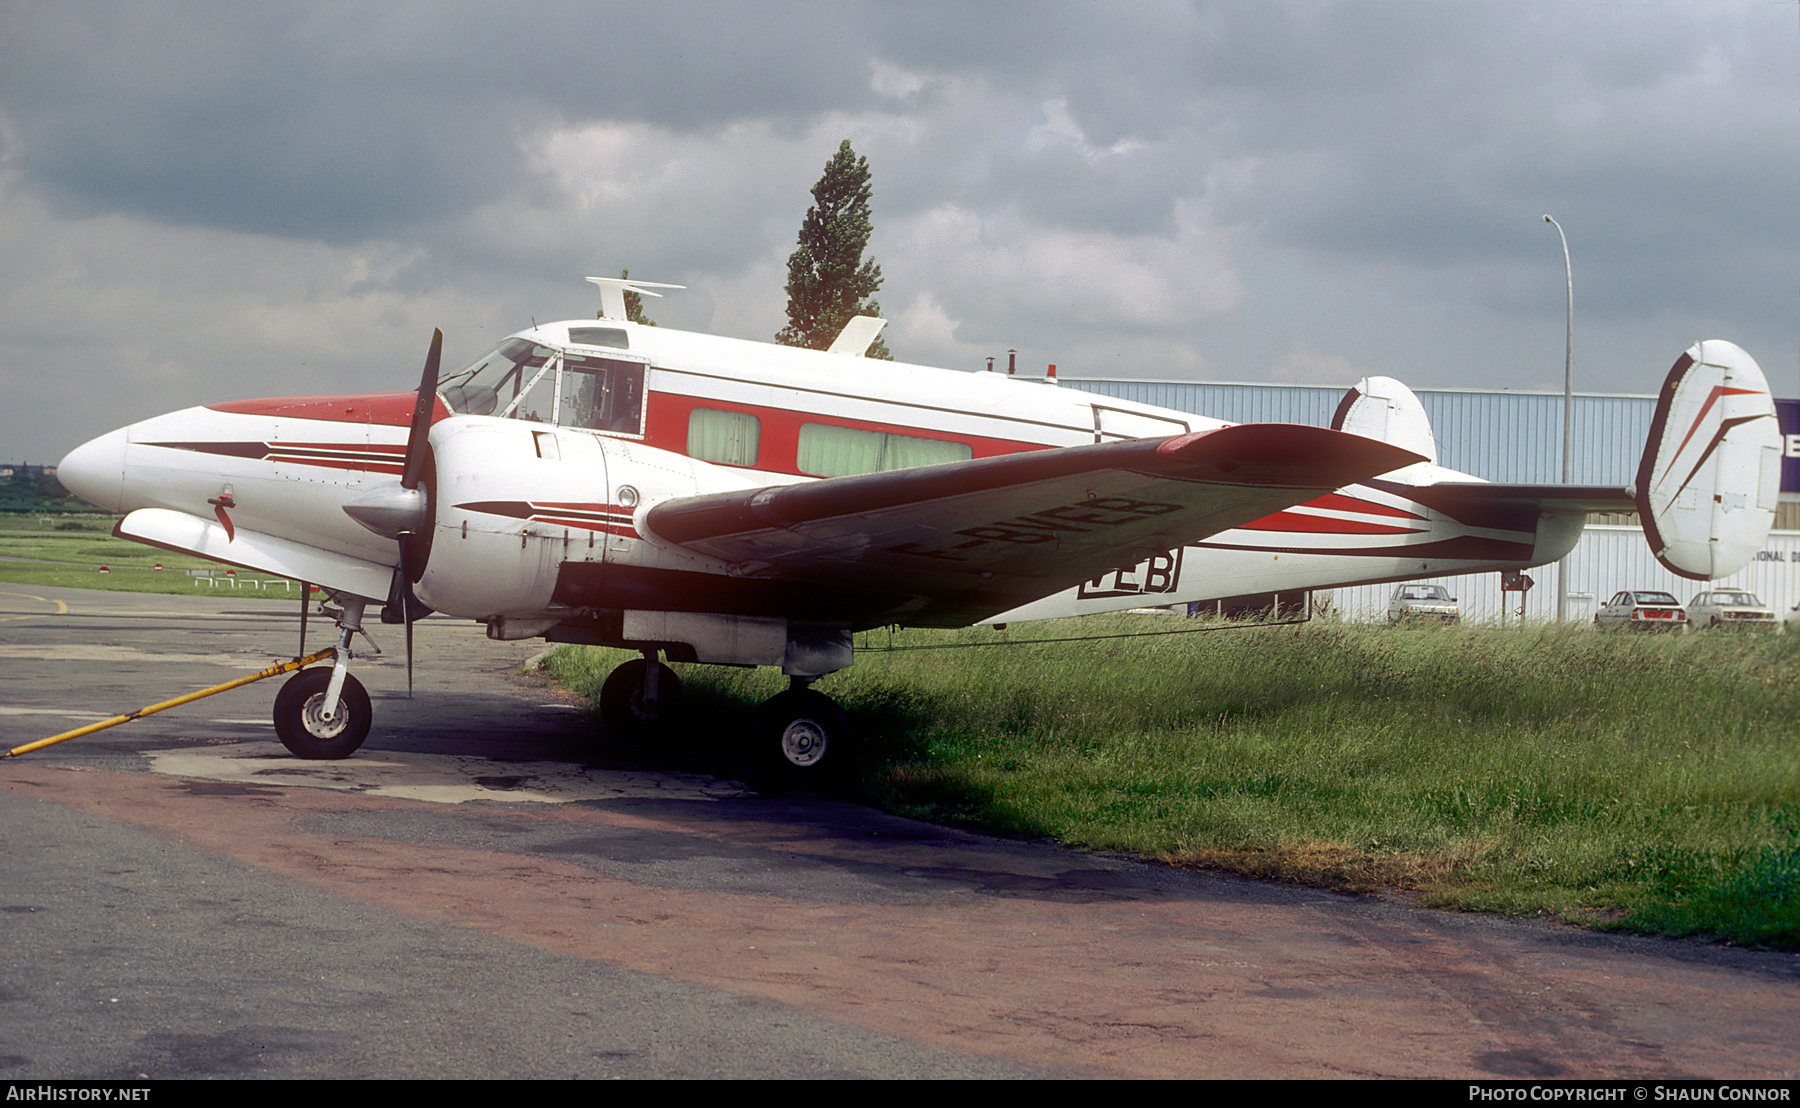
<box><xmin>401</xmin><ymin>329</ymin><xmax>443</xmax><ymax>492</ymax></box>
<box><xmin>389</xmin><ymin>328</ymin><xmax>442</xmax><ymax>678</ymax></box>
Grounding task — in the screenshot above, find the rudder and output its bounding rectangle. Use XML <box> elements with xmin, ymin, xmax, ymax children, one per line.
<box><xmin>1635</xmin><ymin>340</ymin><xmax>1781</xmax><ymax>580</ymax></box>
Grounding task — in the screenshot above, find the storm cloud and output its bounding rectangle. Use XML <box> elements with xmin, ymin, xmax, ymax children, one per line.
<box><xmin>3</xmin><ymin>0</ymin><xmax>1795</xmax><ymax>462</ymax></box>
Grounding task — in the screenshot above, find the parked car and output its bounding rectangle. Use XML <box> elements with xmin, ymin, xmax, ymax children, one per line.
<box><xmin>1687</xmin><ymin>589</ymin><xmax>1777</xmax><ymax>629</ymax></box>
<box><xmin>1386</xmin><ymin>583</ymin><xmax>1459</xmax><ymax>625</ymax></box>
<box><xmin>1594</xmin><ymin>590</ymin><xmax>1688</xmax><ymax>630</ymax></box>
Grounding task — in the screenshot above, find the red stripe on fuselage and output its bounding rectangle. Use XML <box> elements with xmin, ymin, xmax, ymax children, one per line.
<box><xmin>1295</xmin><ymin>491</ymin><xmax>1424</xmax><ymax>520</ymax></box>
<box><xmin>210</xmin><ymin>393</ymin><xmax>450</xmax><ymax>425</ymax></box>
<box><xmin>1240</xmin><ymin>511</ymin><xmax>1423</xmax><ymax>535</ymax></box>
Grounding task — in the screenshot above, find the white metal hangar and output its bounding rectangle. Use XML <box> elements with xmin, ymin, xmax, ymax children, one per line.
<box><xmin>1063</xmin><ymin>375</ymin><xmax>1800</xmax><ymax>625</ymax></box>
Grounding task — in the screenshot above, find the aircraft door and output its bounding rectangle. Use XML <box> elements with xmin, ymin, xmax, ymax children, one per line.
<box><xmin>558</xmin><ymin>353</ymin><xmax>648</xmax><ymax>436</ymax></box>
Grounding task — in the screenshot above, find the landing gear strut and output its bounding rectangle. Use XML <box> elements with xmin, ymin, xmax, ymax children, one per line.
<box><xmin>273</xmin><ymin>596</ymin><xmax>376</xmax><ymax>759</ymax></box>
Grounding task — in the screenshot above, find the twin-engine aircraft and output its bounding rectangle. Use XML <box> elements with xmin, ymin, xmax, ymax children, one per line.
<box><xmin>58</xmin><ymin>277</ymin><xmax>1783</xmax><ymax>779</ymax></box>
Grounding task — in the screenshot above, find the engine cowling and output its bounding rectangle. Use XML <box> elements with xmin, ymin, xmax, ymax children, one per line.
<box><xmin>413</xmin><ymin>417</ymin><xmax>611</xmax><ymax>619</ymax></box>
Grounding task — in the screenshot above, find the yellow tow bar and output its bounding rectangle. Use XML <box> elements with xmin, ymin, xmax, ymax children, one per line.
<box><xmin>5</xmin><ymin>647</ymin><xmax>338</xmax><ymax>758</ymax></box>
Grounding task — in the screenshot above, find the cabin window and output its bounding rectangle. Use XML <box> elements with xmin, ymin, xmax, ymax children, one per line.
<box><xmin>796</xmin><ymin>423</ymin><xmax>972</xmax><ymax>477</ymax></box>
<box><xmin>687</xmin><ymin>408</ymin><xmax>760</xmax><ymax>466</ymax></box>
<box><xmin>557</xmin><ymin>355</ymin><xmax>645</xmax><ymax>434</ymax></box>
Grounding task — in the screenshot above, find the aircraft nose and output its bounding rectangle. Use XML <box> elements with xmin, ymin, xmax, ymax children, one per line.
<box><xmin>58</xmin><ymin>427</ymin><xmax>129</xmax><ymax>513</ymax></box>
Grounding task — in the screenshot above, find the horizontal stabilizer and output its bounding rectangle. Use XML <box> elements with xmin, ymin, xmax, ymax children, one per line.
<box><xmin>1635</xmin><ymin>340</ymin><xmax>1780</xmax><ymax>580</ymax></box>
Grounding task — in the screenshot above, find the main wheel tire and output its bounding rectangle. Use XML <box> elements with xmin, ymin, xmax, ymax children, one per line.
<box><xmin>273</xmin><ymin>668</ymin><xmax>371</xmax><ymax>760</ymax></box>
<box><xmin>599</xmin><ymin>659</ymin><xmax>685</xmax><ymax>734</ymax></box>
<box><xmin>755</xmin><ymin>688</ymin><xmax>849</xmax><ymax>787</ymax></box>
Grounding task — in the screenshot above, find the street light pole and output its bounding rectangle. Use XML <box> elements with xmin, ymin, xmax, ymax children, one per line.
<box><xmin>1543</xmin><ymin>214</ymin><xmax>1573</xmax><ymax>623</ymax></box>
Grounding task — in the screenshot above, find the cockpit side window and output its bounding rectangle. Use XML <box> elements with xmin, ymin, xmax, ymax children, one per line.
<box><xmin>558</xmin><ymin>354</ymin><xmax>646</xmax><ymax>434</ymax></box>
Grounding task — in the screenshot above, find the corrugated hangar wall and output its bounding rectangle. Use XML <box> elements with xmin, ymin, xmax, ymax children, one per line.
<box><xmin>1065</xmin><ymin>378</ymin><xmax>1800</xmax><ymax>624</ymax></box>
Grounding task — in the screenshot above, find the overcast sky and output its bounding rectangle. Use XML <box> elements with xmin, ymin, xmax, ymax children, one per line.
<box><xmin>4</xmin><ymin>0</ymin><xmax>1797</xmax><ymax>464</ymax></box>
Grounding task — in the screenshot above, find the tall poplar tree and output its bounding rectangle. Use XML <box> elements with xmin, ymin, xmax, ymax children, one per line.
<box><xmin>776</xmin><ymin>139</ymin><xmax>891</xmax><ymax>359</ymax></box>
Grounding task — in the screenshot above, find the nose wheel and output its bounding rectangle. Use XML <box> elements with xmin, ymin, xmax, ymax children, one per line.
<box><xmin>273</xmin><ymin>667</ymin><xmax>372</xmax><ymax>759</ymax></box>
<box><xmin>273</xmin><ymin>594</ymin><xmax>377</xmax><ymax>759</ymax></box>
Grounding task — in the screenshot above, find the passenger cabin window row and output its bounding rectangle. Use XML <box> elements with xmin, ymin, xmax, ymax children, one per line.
<box><xmin>684</xmin><ymin>409</ymin><xmax>975</xmax><ymax>476</ymax></box>
<box><xmin>797</xmin><ymin>423</ymin><xmax>972</xmax><ymax>476</ymax></box>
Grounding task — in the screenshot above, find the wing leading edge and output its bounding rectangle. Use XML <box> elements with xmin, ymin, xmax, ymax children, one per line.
<box><xmin>639</xmin><ymin>423</ymin><xmax>1424</xmax><ymax>627</ymax></box>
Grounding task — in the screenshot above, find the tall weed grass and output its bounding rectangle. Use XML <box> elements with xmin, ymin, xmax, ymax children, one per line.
<box><xmin>552</xmin><ymin>617</ymin><xmax>1798</xmax><ymax>947</ymax></box>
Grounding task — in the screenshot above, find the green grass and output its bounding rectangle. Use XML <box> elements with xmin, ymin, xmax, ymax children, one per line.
<box><xmin>0</xmin><ymin>513</ymin><xmax>299</xmax><ymax>598</ymax></box>
<box><xmin>546</xmin><ymin>618</ymin><xmax>1800</xmax><ymax>949</ymax></box>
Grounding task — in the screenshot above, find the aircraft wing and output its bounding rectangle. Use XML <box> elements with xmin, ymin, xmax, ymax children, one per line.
<box><xmin>641</xmin><ymin>424</ymin><xmax>1424</xmax><ymax>626</ymax></box>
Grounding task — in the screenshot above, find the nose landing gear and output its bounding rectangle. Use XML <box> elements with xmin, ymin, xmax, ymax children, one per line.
<box><xmin>272</xmin><ymin>596</ymin><xmax>377</xmax><ymax>759</ymax></box>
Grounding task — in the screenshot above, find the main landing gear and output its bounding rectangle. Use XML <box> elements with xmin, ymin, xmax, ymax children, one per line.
<box><xmin>598</xmin><ymin>654</ymin><xmax>852</xmax><ymax>784</ymax></box>
<box><xmin>272</xmin><ymin>596</ymin><xmax>376</xmax><ymax>759</ymax></box>
<box><xmin>598</xmin><ymin>654</ymin><xmax>685</xmax><ymax>733</ymax></box>
<box><xmin>755</xmin><ymin>683</ymin><xmax>849</xmax><ymax>783</ymax></box>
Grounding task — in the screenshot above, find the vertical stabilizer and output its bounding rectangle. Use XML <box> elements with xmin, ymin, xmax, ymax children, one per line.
<box><xmin>1331</xmin><ymin>376</ymin><xmax>1438</xmax><ymax>472</ymax></box>
<box><xmin>1635</xmin><ymin>340</ymin><xmax>1780</xmax><ymax>580</ymax></box>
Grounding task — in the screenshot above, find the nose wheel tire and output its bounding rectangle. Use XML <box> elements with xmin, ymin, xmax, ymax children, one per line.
<box><xmin>273</xmin><ymin>668</ymin><xmax>372</xmax><ymax>760</ymax></box>
<box><xmin>756</xmin><ymin>688</ymin><xmax>849</xmax><ymax>786</ymax></box>
<box><xmin>599</xmin><ymin>658</ymin><xmax>685</xmax><ymax>735</ymax></box>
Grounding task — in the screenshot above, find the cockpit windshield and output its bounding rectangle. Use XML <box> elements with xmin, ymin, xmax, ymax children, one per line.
<box><xmin>437</xmin><ymin>336</ymin><xmax>647</xmax><ymax>435</ymax></box>
<box><xmin>438</xmin><ymin>338</ymin><xmax>554</xmax><ymax>418</ymax></box>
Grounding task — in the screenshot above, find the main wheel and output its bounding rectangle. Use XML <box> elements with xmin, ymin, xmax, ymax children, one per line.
<box><xmin>599</xmin><ymin>658</ymin><xmax>685</xmax><ymax>734</ymax></box>
<box><xmin>755</xmin><ymin>688</ymin><xmax>849</xmax><ymax>786</ymax></box>
<box><xmin>273</xmin><ymin>667</ymin><xmax>371</xmax><ymax>760</ymax></box>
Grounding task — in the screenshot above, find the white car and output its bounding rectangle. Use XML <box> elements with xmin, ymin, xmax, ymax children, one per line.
<box><xmin>1594</xmin><ymin>590</ymin><xmax>1688</xmax><ymax>631</ymax></box>
<box><xmin>1688</xmin><ymin>589</ymin><xmax>1777</xmax><ymax>630</ymax></box>
<box><xmin>1386</xmin><ymin>583</ymin><xmax>1459</xmax><ymax>625</ymax></box>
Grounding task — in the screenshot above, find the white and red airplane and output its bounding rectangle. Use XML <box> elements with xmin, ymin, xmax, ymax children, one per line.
<box><xmin>57</xmin><ymin>277</ymin><xmax>1782</xmax><ymax>779</ymax></box>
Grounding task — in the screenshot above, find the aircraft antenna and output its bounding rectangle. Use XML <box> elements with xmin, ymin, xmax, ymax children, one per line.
<box><xmin>586</xmin><ymin>276</ymin><xmax>685</xmax><ymax>320</ymax></box>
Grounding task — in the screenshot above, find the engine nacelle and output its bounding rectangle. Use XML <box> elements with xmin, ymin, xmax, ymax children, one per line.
<box><xmin>414</xmin><ymin>417</ymin><xmax>611</xmax><ymax>619</ymax></box>
<box><xmin>410</xmin><ymin>416</ymin><xmax>763</xmax><ymax>625</ymax></box>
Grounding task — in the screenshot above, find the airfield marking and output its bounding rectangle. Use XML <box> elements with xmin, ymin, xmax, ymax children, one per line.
<box><xmin>0</xmin><ymin>591</ymin><xmax>70</xmax><ymax>621</ymax></box>
<box><xmin>0</xmin><ymin>707</ymin><xmax>115</xmax><ymax>720</ymax></box>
